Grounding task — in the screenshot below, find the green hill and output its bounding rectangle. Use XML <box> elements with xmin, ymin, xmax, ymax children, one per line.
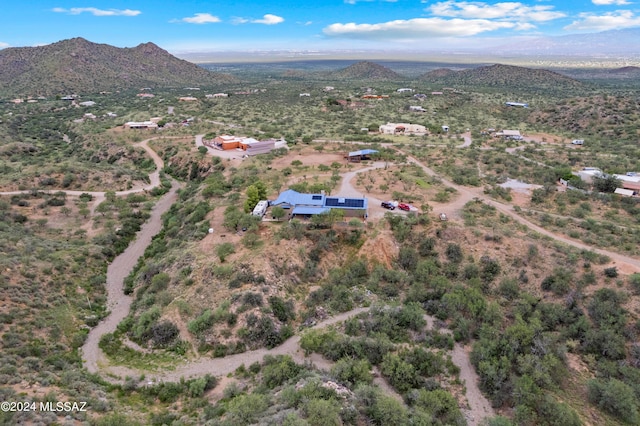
<box><xmin>331</xmin><ymin>61</ymin><xmax>404</xmax><ymax>80</ymax></box>
<box><xmin>0</xmin><ymin>37</ymin><xmax>237</xmax><ymax>96</ymax></box>
<box><xmin>420</xmin><ymin>63</ymin><xmax>583</xmax><ymax>91</ymax></box>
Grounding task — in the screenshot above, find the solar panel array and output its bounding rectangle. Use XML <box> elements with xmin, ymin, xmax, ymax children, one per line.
<box><xmin>324</xmin><ymin>198</ymin><xmax>365</xmax><ymax>208</ymax></box>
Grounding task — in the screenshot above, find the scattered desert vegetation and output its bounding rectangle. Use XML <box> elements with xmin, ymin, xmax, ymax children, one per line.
<box><xmin>1</xmin><ymin>52</ymin><xmax>639</xmax><ymax>425</ymax></box>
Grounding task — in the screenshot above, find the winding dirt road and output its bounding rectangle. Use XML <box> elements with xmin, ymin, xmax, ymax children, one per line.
<box><xmin>80</xmin><ymin>181</ymin><xmax>181</xmax><ymax>375</ymax></box>
<box><xmin>15</xmin><ymin>132</ymin><xmax>633</xmax><ymax>425</ymax></box>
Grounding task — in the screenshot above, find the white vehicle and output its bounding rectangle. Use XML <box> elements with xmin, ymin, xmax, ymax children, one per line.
<box><xmin>571</xmin><ymin>139</ymin><xmax>584</xmax><ymax>145</ymax></box>
<box><xmin>439</xmin><ymin>213</ymin><xmax>448</xmax><ymax>221</ymax></box>
<box><xmin>252</xmin><ymin>200</ymin><xmax>268</xmax><ymax>217</ymax></box>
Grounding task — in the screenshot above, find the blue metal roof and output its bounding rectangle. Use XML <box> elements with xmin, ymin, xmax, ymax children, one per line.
<box><xmin>272</xmin><ymin>189</ymin><xmax>368</xmax><ymax>214</ymax></box>
<box><xmin>292</xmin><ymin>206</ymin><xmax>330</xmax><ymax>215</ymax></box>
<box><xmin>271</xmin><ymin>189</ymin><xmax>324</xmax><ymax>208</ymax></box>
<box><xmin>348</xmin><ymin>149</ymin><xmax>379</xmax><ymax>157</ymax></box>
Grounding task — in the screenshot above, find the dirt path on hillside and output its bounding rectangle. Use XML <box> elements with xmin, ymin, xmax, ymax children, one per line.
<box><xmin>67</xmin><ymin>133</ymin><xmax>635</xmax><ymax>426</ymax></box>
<box><xmin>452</xmin><ymin>343</ymin><xmax>494</xmax><ymax>425</ymax></box>
<box><xmin>337</xmin><ymin>161</ymin><xmax>391</xmax><ymax>219</ymax></box>
<box><xmin>80</xmin><ymin>180</ymin><xmax>181</xmax><ymax>375</ymax></box>
<box><xmin>401</xmin><ymin>152</ymin><xmax>640</xmax><ymax>271</ymax></box>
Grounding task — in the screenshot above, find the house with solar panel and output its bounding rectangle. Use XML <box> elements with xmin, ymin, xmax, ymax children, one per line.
<box><xmin>270</xmin><ymin>189</ymin><xmax>368</xmax><ymax>219</ymax></box>
<box><xmin>346</xmin><ymin>149</ymin><xmax>378</xmax><ymax>163</ymax></box>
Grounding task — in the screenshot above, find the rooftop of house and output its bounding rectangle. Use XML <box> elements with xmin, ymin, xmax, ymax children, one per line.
<box><xmin>271</xmin><ymin>189</ymin><xmax>368</xmax><ymax>210</ymax></box>
<box><xmin>348</xmin><ymin>149</ymin><xmax>379</xmax><ymax>157</ymax></box>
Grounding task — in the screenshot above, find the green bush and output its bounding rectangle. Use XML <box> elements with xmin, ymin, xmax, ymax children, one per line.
<box><xmin>187</xmin><ymin>309</ymin><xmax>214</xmax><ymax>335</ymax></box>
<box><xmin>603</xmin><ymin>267</ymin><xmax>618</xmax><ymax>278</ymax></box>
<box><xmin>588</xmin><ymin>378</ymin><xmax>639</xmax><ymax>424</ymax></box>
<box><xmin>216</xmin><ymin>242</ymin><xmax>235</xmax><ymax>262</ymax></box>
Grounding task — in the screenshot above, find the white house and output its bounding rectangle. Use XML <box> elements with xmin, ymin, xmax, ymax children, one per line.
<box><xmin>124</xmin><ymin>121</ymin><xmax>159</xmax><ymax>129</ymax></box>
<box><xmin>495</xmin><ymin>130</ymin><xmax>523</xmax><ymax>140</ymax></box>
<box><xmin>397</xmin><ymin>88</ymin><xmax>414</xmax><ymax>93</ymax></box>
<box><xmin>206</xmin><ymin>93</ymin><xmax>228</xmax><ymax>98</ymax></box>
<box><xmin>505</xmin><ymin>102</ymin><xmax>529</xmax><ymax>108</ymax></box>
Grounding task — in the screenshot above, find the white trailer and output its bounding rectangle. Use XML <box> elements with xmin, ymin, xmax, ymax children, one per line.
<box><xmin>252</xmin><ymin>200</ymin><xmax>269</xmax><ymax>217</ymax></box>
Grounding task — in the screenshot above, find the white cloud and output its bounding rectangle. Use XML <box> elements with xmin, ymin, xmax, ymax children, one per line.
<box><xmin>252</xmin><ymin>14</ymin><xmax>285</xmax><ymax>25</ymax></box>
<box><xmin>233</xmin><ymin>14</ymin><xmax>285</xmax><ymax>25</ymax></box>
<box><xmin>429</xmin><ymin>1</ymin><xmax>565</xmax><ymax>22</ymax></box>
<box><xmin>52</xmin><ymin>7</ymin><xmax>141</xmax><ymax>16</ymax></box>
<box><xmin>0</xmin><ymin>41</ymin><xmax>9</xmax><ymax>49</ymax></box>
<box><xmin>323</xmin><ymin>17</ymin><xmax>515</xmax><ymax>39</ymax></box>
<box><xmin>564</xmin><ymin>10</ymin><xmax>640</xmax><ymax>31</ymax></box>
<box><xmin>179</xmin><ymin>13</ymin><xmax>221</xmax><ymax>24</ymax></box>
<box><xmin>592</xmin><ymin>0</ymin><xmax>631</xmax><ymax>5</ymax></box>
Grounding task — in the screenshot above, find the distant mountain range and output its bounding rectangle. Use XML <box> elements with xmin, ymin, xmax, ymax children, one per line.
<box><xmin>420</xmin><ymin>63</ymin><xmax>584</xmax><ymax>90</ymax></box>
<box><xmin>0</xmin><ymin>37</ymin><xmax>236</xmax><ymax>96</ymax></box>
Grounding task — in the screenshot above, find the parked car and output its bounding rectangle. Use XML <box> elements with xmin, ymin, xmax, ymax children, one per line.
<box><xmin>439</xmin><ymin>213</ymin><xmax>448</xmax><ymax>221</ymax></box>
<box><xmin>398</xmin><ymin>203</ymin><xmax>410</xmax><ymax>211</ymax></box>
<box><xmin>381</xmin><ymin>201</ymin><xmax>395</xmax><ymax>210</ymax></box>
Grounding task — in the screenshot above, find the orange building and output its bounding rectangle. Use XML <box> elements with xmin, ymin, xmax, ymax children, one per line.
<box><xmin>213</xmin><ymin>135</ymin><xmax>243</xmax><ymax>150</ymax></box>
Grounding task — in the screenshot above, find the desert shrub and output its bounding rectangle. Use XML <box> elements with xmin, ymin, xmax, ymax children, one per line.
<box><xmin>242</xmin><ymin>292</ymin><xmax>263</xmax><ymax>308</ymax></box>
<box><xmin>225</xmin><ymin>393</ymin><xmax>269</xmax><ymax>424</ymax></box>
<box><xmin>588</xmin><ymin>378</ymin><xmax>639</xmax><ymax>424</ymax></box>
<box><xmin>630</xmin><ymin>273</ymin><xmax>640</xmax><ymax>295</ymax></box>
<box><xmin>216</xmin><ymin>242</ymin><xmax>235</xmax><ymax>262</ymax></box>
<box><xmin>187</xmin><ymin>310</ymin><xmax>214</xmax><ymax>335</ymax></box>
<box><xmin>541</xmin><ymin>268</ymin><xmax>573</xmax><ymax>295</ymax></box>
<box><xmin>380</xmin><ymin>353</ymin><xmax>420</xmax><ymax>393</ymax></box>
<box><xmin>445</xmin><ymin>243</ymin><xmax>463</xmax><ymax>263</ymax></box>
<box><xmin>397</xmin><ymin>246</ymin><xmax>419</xmax><ymax>271</ymax></box>
<box><xmin>409</xmin><ymin>388</ymin><xmax>465</xmax><ymax>425</ymax></box>
<box><xmin>269</xmin><ymin>296</ymin><xmax>295</xmax><ymax>323</ymax></box>
<box><xmin>498</xmin><ymin>278</ymin><xmax>520</xmax><ymax>300</ymax></box>
<box><xmin>262</xmin><ymin>355</ymin><xmax>302</xmax><ymax>389</ymax></box>
<box><xmin>150</xmin><ymin>321</ymin><xmax>179</xmax><ymax>347</ymax></box>
<box><xmin>331</xmin><ymin>358</ymin><xmax>373</xmax><ymax>387</ymax></box>
<box><xmin>303</xmin><ymin>398</ymin><xmax>342</xmax><ymax>426</ymax></box>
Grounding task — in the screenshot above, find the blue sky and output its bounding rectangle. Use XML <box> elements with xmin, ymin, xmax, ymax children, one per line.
<box><xmin>1</xmin><ymin>1</ymin><xmax>640</xmax><ymax>52</ymax></box>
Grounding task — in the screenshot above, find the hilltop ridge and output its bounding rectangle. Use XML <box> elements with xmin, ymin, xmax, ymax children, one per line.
<box><xmin>420</xmin><ymin>63</ymin><xmax>583</xmax><ymax>91</ymax></box>
<box><xmin>330</xmin><ymin>61</ymin><xmax>404</xmax><ymax>80</ymax></box>
<box><xmin>0</xmin><ymin>37</ymin><xmax>236</xmax><ymax>96</ymax></box>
